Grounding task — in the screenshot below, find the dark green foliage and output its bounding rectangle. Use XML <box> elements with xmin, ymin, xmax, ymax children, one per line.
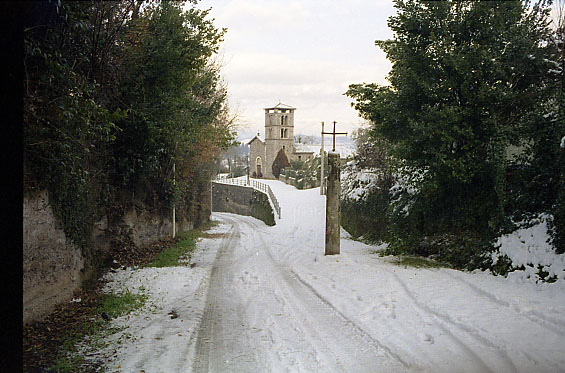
<box><xmin>24</xmin><ymin>1</ymin><xmax>233</xmax><ymax>273</ymax></box>
<box><xmin>340</xmin><ymin>128</ymin><xmax>395</xmax><ymax>243</ymax></box>
<box><xmin>341</xmin><ymin>191</ymin><xmax>391</xmax><ymax>243</ymax></box>
<box><xmin>272</xmin><ymin>148</ymin><xmax>291</xmax><ymax>179</ymax></box>
<box><xmin>385</xmin><ymin>231</ymin><xmax>494</xmax><ymax>270</ymax></box>
<box><xmin>346</xmin><ymin>0</ymin><xmax>562</xmax><ymax>268</ymax></box>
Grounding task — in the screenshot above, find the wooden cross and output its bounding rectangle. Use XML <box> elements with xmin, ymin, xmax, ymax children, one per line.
<box><xmin>322</xmin><ymin>121</ymin><xmax>347</xmax><ymax>152</ymax></box>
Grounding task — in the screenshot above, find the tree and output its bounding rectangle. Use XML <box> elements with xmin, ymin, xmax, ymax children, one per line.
<box><xmin>346</xmin><ymin>0</ymin><xmax>560</xmax><ymax>264</ymax></box>
<box><xmin>272</xmin><ymin>148</ymin><xmax>290</xmax><ymax>179</ymax></box>
<box><xmin>340</xmin><ymin>127</ymin><xmax>395</xmax><ymax>241</ymax></box>
<box><xmin>24</xmin><ymin>0</ymin><xmax>233</xmax><ymax>246</ymax></box>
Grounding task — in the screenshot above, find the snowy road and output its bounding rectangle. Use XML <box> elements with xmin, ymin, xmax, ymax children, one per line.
<box><xmin>101</xmin><ymin>180</ymin><xmax>565</xmax><ymax>373</ymax></box>
<box><xmin>192</xmin><ymin>214</ymin><xmax>404</xmax><ymax>372</ymax></box>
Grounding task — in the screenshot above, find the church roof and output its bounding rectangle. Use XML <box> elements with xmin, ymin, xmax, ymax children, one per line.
<box><xmin>246</xmin><ymin>134</ymin><xmax>264</xmax><ymax>145</ymax></box>
<box><xmin>264</xmin><ymin>102</ymin><xmax>296</xmax><ymax>110</ymax></box>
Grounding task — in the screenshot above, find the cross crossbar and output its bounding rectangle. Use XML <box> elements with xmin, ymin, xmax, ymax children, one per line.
<box><xmin>322</xmin><ymin>121</ymin><xmax>347</xmax><ymax>152</ymax></box>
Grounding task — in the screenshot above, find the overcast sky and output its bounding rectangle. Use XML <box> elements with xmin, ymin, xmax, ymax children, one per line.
<box><xmin>193</xmin><ymin>0</ymin><xmax>397</xmax><ymax>139</ymax></box>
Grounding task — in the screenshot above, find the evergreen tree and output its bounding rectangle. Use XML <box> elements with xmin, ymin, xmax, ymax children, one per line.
<box><xmin>272</xmin><ymin>148</ymin><xmax>290</xmax><ymax>179</ymax></box>
<box><xmin>346</xmin><ymin>0</ymin><xmax>560</xmax><ymax>265</ymax></box>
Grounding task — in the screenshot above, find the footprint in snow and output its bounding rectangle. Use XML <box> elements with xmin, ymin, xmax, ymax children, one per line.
<box><xmin>421</xmin><ymin>333</ymin><xmax>434</xmax><ymax>344</ymax></box>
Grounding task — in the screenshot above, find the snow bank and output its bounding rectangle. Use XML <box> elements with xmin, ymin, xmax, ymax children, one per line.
<box><xmin>491</xmin><ymin>215</ymin><xmax>565</xmax><ymax>286</ymax></box>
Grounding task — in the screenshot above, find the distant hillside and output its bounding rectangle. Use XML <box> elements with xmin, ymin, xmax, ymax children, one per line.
<box><xmin>294</xmin><ymin>134</ymin><xmax>355</xmax><ymax>146</ymax></box>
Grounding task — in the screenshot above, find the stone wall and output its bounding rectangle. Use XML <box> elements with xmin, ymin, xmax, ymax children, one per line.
<box><xmin>278</xmin><ymin>174</ymin><xmax>319</xmax><ymax>190</ymax></box>
<box><xmin>23</xmin><ymin>190</ymin><xmax>188</xmax><ymax>325</ymax></box>
<box><xmin>212</xmin><ymin>182</ymin><xmax>275</xmax><ymax>226</ymax></box>
<box><xmin>23</xmin><ymin>191</ymin><xmax>85</xmax><ymax>324</ymax></box>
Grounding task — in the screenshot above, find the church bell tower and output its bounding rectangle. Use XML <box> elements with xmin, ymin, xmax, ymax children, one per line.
<box><xmin>264</xmin><ymin>102</ymin><xmax>295</xmax><ymax>178</ymax></box>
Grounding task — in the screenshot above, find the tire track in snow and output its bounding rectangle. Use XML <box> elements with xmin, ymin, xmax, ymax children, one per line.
<box><xmin>443</xmin><ymin>271</ymin><xmax>565</xmax><ymax>337</ymax></box>
<box><xmin>242</xmin><ymin>216</ymin><xmax>413</xmax><ymax>372</ymax></box>
<box><xmin>192</xmin><ymin>224</ymin><xmax>237</xmax><ymax>372</ymax></box>
<box><xmin>384</xmin><ymin>268</ymin><xmax>518</xmax><ymax>373</ymax></box>
<box><xmin>192</xmin><ymin>220</ymin><xmax>264</xmax><ymax>372</ymax></box>
<box><xmin>287</xmin><ymin>268</ymin><xmax>415</xmax><ymax>370</ymax></box>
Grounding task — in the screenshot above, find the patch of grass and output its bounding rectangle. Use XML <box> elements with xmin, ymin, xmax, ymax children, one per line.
<box><xmin>51</xmin><ymin>291</ymin><xmax>147</xmax><ymax>372</ymax></box>
<box><xmin>147</xmin><ymin>230</ymin><xmax>199</xmax><ymax>268</ymax></box>
<box><xmin>52</xmin><ymin>354</ymin><xmax>86</xmax><ymax>372</ymax></box>
<box><xmin>206</xmin><ymin>220</ymin><xmax>220</xmax><ymax>229</ymax></box>
<box><xmin>394</xmin><ymin>255</ymin><xmax>451</xmax><ymax>269</ymax></box>
<box><xmin>99</xmin><ymin>291</ymin><xmax>148</xmax><ymax>318</ymax></box>
<box><xmin>50</xmin><ymin>221</ymin><xmax>221</xmax><ymax>371</ymax></box>
<box><xmin>147</xmin><ymin>220</ymin><xmax>219</xmax><ymax>268</ymax></box>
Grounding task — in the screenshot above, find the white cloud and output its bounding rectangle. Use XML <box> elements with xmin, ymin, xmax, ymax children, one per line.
<box><xmin>195</xmin><ymin>0</ymin><xmax>396</xmax><ymax>136</ymax></box>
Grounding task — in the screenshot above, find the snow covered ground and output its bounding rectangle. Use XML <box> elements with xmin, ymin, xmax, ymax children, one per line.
<box><xmin>97</xmin><ymin>179</ymin><xmax>565</xmax><ymax>372</ymax></box>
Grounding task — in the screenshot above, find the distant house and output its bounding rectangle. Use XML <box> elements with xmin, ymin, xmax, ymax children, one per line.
<box><xmin>248</xmin><ymin>103</ymin><xmax>314</xmax><ymax>179</ymax></box>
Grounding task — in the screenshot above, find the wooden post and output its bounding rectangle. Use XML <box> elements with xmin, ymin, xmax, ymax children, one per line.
<box><xmin>323</xmin><ymin>121</ymin><xmax>347</xmax><ymax>255</ymax></box>
<box><xmin>325</xmin><ymin>152</ymin><xmax>341</xmax><ymax>255</ymax></box>
<box><xmin>320</xmin><ymin>122</ymin><xmax>325</xmax><ymax>195</ymax></box>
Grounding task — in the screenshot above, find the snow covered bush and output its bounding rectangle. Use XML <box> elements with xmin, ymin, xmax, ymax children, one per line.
<box><xmin>341</xmin><ymin>162</ymin><xmax>393</xmax><ymax>242</ymax></box>
<box><xmin>341</xmin><ymin>163</ymin><xmax>382</xmax><ymax>203</ymax></box>
<box><xmin>340</xmin><ymin>129</ymin><xmax>395</xmax><ymax>242</ymax></box>
<box><xmin>284</xmin><ymin>159</ymin><xmax>319</xmax><ymax>190</ymax></box>
<box><xmin>489</xmin><ymin>215</ymin><xmax>565</xmax><ymax>284</ymax></box>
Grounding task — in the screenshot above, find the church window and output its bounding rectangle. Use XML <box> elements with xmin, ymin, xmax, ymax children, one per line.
<box><xmin>281</xmin><ymin>128</ymin><xmax>284</xmax><ymax>138</ymax></box>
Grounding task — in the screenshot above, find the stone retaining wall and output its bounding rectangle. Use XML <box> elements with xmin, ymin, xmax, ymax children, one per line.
<box><xmin>212</xmin><ymin>183</ymin><xmax>275</xmax><ymax>226</ymax></box>
<box><xmin>23</xmin><ymin>190</ymin><xmax>192</xmax><ymax>324</ymax></box>
<box><xmin>23</xmin><ymin>191</ymin><xmax>85</xmax><ymax>324</ymax></box>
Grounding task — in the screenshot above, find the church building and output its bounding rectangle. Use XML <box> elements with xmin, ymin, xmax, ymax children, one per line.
<box><xmin>247</xmin><ymin>103</ymin><xmax>314</xmax><ymax>179</ymax></box>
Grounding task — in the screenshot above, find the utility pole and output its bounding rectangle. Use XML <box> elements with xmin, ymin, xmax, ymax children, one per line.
<box><xmin>246</xmin><ymin>155</ymin><xmax>250</xmax><ymax>185</ymax></box>
<box><xmin>320</xmin><ymin>122</ymin><xmax>325</xmax><ymax>195</ymax></box>
<box><xmin>172</xmin><ymin>161</ymin><xmax>176</xmax><ymax>238</ymax></box>
<box><xmin>322</xmin><ymin>121</ymin><xmax>347</xmax><ymax>255</ymax></box>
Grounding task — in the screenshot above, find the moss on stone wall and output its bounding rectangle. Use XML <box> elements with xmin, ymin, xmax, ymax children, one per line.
<box><xmin>251</xmin><ymin>190</ymin><xmax>275</xmax><ymax>226</ymax></box>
